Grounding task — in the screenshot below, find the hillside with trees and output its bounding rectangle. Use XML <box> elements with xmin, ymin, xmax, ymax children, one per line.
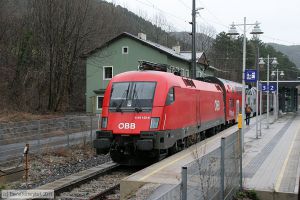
<box><xmin>209</xmin><ymin>33</ymin><xmax>299</xmax><ymax>82</ymax></box>
<box><xmin>0</xmin><ymin>0</ymin><xmax>182</xmax><ymax>113</ymax></box>
<box><xmin>1</xmin><ymin>0</ymin><xmax>299</xmax><ymax>114</ymax></box>
<box><xmin>268</xmin><ymin>43</ymin><xmax>300</xmax><ymax>69</ymax></box>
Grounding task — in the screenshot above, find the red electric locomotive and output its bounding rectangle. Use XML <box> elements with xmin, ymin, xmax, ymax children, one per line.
<box><xmin>93</xmin><ymin>66</ymin><xmax>244</xmax><ymax>165</ymax></box>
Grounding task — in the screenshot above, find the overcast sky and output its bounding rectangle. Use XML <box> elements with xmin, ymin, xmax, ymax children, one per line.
<box><xmin>106</xmin><ymin>0</ymin><xmax>300</xmax><ymax>46</ymax></box>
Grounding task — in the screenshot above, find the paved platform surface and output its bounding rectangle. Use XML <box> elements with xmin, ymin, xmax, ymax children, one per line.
<box><xmin>121</xmin><ymin>112</ymin><xmax>300</xmax><ymax>200</ymax></box>
<box><xmin>121</xmin><ymin>125</ymin><xmax>239</xmax><ymax>199</ymax></box>
<box><xmin>243</xmin><ymin>112</ymin><xmax>300</xmax><ymax>199</ymax></box>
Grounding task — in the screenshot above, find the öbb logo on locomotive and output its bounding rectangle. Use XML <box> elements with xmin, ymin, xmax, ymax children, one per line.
<box><xmin>215</xmin><ymin>100</ymin><xmax>220</xmax><ymax>111</ymax></box>
<box><xmin>118</xmin><ymin>123</ymin><xmax>136</xmax><ymax>130</ymax></box>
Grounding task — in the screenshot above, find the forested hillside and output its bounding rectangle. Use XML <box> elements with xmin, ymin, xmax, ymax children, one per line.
<box><xmin>209</xmin><ymin>33</ymin><xmax>299</xmax><ymax>82</ymax></box>
<box><xmin>1</xmin><ymin>0</ymin><xmax>299</xmax><ymax>114</ymax></box>
<box><xmin>172</xmin><ymin>31</ymin><xmax>299</xmax><ymax>83</ymax></box>
<box><xmin>0</xmin><ymin>0</ymin><xmax>184</xmax><ymax>113</ymax></box>
<box><xmin>269</xmin><ymin>43</ymin><xmax>300</xmax><ymax>69</ymax></box>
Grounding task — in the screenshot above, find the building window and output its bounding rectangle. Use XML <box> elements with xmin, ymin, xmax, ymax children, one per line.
<box><xmin>185</xmin><ymin>70</ymin><xmax>189</xmax><ymax>77</ymax></box>
<box><xmin>103</xmin><ymin>66</ymin><xmax>113</xmax><ymax>80</ymax></box>
<box><xmin>197</xmin><ymin>71</ymin><xmax>201</xmax><ymax>77</ymax></box>
<box><xmin>97</xmin><ymin>96</ymin><xmax>104</xmax><ymax>110</ymax></box>
<box><xmin>122</xmin><ymin>46</ymin><xmax>128</xmax><ymax>54</ymax></box>
<box><xmin>181</xmin><ymin>68</ymin><xmax>184</xmax><ymax>76</ymax></box>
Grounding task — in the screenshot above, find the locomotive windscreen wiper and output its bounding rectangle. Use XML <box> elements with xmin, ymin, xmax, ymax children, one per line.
<box><xmin>132</xmin><ymin>84</ymin><xmax>143</xmax><ymax>113</ymax></box>
<box><xmin>116</xmin><ymin>84</ymin><xmax>130</xmax><ymax>112</ymax></box>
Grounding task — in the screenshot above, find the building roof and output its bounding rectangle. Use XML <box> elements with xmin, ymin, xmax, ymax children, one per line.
<box><xmin>82</xmin><ymin>32</ymin><xmax>207</xmax><ymax>65</ymax></box>
<box><xmin>180</xmin><ymin>51</ymin><xmax>204</xmax><ymax>60</ymax></box>
<box><xmin>180</xmin><ymin>51</ymin><xmax>209</xmax><ymax>66</ymax></box>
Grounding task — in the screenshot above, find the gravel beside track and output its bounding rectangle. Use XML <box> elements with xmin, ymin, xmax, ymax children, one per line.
<box><xmin>56</xmin><ymin>167</ymin><xmax>138</xmax><ymax>200</ymax></box>
<box><xmin>6</xmin><ymin>144</ymin><xmax>111</xmax><ymax>189</ymax></box>
<box><xmin>29</xmin><ymin>155</ymin><xmax>111</xmax><ymax>189</ymax></box>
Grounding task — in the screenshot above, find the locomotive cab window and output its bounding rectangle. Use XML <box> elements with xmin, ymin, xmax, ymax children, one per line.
<box><xmin>165</xmin><ymin>87</ymin><xmax>175</xmax><ymax>105</ymax></box>
<box><xmin>109</xmin><ymin>82</ymin><xmax>156</xmax><ymax>112</ymax></box>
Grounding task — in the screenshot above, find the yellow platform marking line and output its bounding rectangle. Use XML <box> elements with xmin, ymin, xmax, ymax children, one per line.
<box><xmin>138</xmin><ymin>134</ymin><xmax>222</xmax><ymax>181</ymax></box>
<box><xmin>274</xmin><ymin>123</ymin><xmax>300</xmax><ymax>192</ymax></box>
<box><xmin>138</xmin><ymin>150</ymin><xmax>191</xmax><ymax>181</ymax></box>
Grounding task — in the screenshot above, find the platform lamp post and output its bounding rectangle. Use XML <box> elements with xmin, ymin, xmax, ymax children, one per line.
<box><xmin>258</xmin><ymin>56</ymin><xmax>278</xmax><ymax>128</ymax></box>
<box><xmin>251</xmin><ymin>23</ymin><xmax>263</xmax><ymax>139</ymax></box>
<box><xmin>227</xmin><ymin>18</ymin><xmax>262</xmax><ymax>191</ymax></box>
<box><xmin>271</xmin><ymin>69</ymin><xmax>284</xmax><ymax>120</ymax></box>
<box><xmin>227</xmin><ymin>17</ymin><xmax>263</xmax><ymax>146</ymax></box>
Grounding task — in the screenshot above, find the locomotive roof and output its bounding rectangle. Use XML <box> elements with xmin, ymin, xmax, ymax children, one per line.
<box><xmin>110</xmin><ymin>71</ymin><xmax>222</xmax><ymax>92</ymax></box>
<box><xmin>198</xmin><ymin>76</ymin><xmax>243</xmax><ymax>92</ymax></box>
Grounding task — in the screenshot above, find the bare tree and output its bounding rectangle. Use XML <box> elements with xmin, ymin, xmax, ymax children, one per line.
<box><xmin>30</xmin><ymin>0</ymin><xmax>93</xmax><ymax>111</ymax></box>
<box><xmin>196</xmin><ymin>24</ymin><xmax>216</xmax><ymax>54</ymax></box>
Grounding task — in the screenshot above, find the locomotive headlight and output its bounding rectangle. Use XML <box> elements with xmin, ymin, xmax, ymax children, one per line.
<box><xmin>150</xmin><ymin>117</ymin><xmax>160</xmax><ymax>129</ymax></box>
<box><xmin>101</xmin><ymin>117</ymin><xmax>108</xmax><ymax>129</ymax></box>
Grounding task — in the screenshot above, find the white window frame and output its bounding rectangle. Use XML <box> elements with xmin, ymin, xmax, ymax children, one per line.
<box><xmin>122</xmin><ymin>46</ymin><xmax>129</xmax><ymax>54</ymax></box>
<box><xmin>181</xmin><ymin>68</ymin><xmax>184</xmax><ymax>76</ymax></box>
<box><xmin>197</xmin><ymin>71</ymin><xmax>201</xmax><ymax>77</ymax></box>
<box><xmin>185</xmin><ymin>70</ymin><xmax>189</xmax><ymax>77</ymax></box>
<box><xmin>96</xmin><ymin>95</ymin><xmax>104</xmax><ymax>110</ymax></box>
<box><xmin>103</xmin><ymin>66</ymin><xmax>113</xmax><ymax>80</ymax></box>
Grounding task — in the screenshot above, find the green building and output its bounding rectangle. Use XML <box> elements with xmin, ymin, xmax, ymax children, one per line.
<box><xmin>83</xmin><ymin>32</ymin><xmax>213</xmax><ymax>113</ymax></box>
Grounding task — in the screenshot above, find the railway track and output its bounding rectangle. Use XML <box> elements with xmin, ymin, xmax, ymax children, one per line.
<box><xmin>55</xmin><ymin>164</ymin><xmax>140</xmax><ymax>200</ymax></box>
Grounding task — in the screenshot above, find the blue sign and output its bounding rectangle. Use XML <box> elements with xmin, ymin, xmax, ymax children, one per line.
<box><xmin>261</xmin><ymin>83</ymin><xmax>268</xmax><ymax>92</ymax></box>
<box><xmin>261</xmin><ymin>83</ymin><xmax>277</xmax><ymax>92</ymax></box>
<box><xmin>245</xmin><ymin>69</ymin><xmax>257</xmax><ymax>82</ymax></box>
<box><xmin>269</xmin><ymin>83</ymin><xmax>277</xmax><ymax>92</ymax></box>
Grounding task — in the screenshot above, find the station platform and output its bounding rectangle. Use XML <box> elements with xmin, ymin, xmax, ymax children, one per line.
<box><xmin>120</xmin><ymin>112</ymin><xmax>300</xmax><ymax>200</ymax></box>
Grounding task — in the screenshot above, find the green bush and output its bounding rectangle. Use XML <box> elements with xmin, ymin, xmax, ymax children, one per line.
<box><xmin>234</xmin><ymin>189</ymin><xmax>259</xmax><ymax>200</ymax></box>
<box><xmin>246</xmin><ymin>190</ymin><xmax>259</xmax><ymax>200</ymax></box>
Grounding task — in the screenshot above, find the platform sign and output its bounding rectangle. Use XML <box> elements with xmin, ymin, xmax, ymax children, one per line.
<box><xmin>261</xmin><ymin>83</ymin><xmax>277</xmax><ymax>92</ymax></box>
<box><xmin>269</xmin><ymin>83</ymin><xmax>277</xmax><ymax>92</ymax></box>
<box><xmin>245</xmin><ymin>69</ymin><xmax>257</xmax><ymax>82</ymax></box>
<box><xmin>261</xmin><ymin>83</ymin><xmax>268</xmax><ymax>92</ymax></box>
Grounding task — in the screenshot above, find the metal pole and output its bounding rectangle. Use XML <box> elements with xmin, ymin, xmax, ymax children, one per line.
<box><xmin>90</xmin><ymin>115</ymin><xmax>93</xmax><ymax>146</ymax></box>
<box><xmin>24</xmin><ymin>144</ymin><xmax>29</xmax><ymax>184</ymax></box>
<box><xmin>267</xmin><ymin>54</ymin><xmax>270</xmax><ymax>128</ymax></box>
<box><xmin>259</xmin><ymin>89</ymin><xmax>262</xmax><ymax>136</ymax></box>
<box><xmin>220</xmin><ymin>137</ymin><xmax>225</xmax><ymax>200</ymax></box>
<box><xmin>274</xmin><ymin>92</ymin><xmax>276</xmax><ymax>121</ymax></box>
<box><xmin>237</xmin><ymin>114</ymin><xmax>243</xmax><ymax>190</ymax></box>
<box><xmin>67</xmin><ymin>118</ymin><xmax>70</xmax><ymax>147</ymax></box>
<box><xmin>191</xmin><ymin>0</ymin><xmax>196</xmax><ymax>79</ymax></box>
<box><xmin>256</xmin><ymin>45</ymin><xmax>260</xmax><ymax>138</ymax></box>
<box><xmin>276</xmin><ymin>68</ymin><xmax>279</xmax><ymax>120</ymax></box>
<box><xmin>181</xmin><ymin>166</ymin><xmax>187</xmax><ymax>200</ymax></box>
<box><xmin>239</xmin><ymin>129</ymin><xmax>243</xmax><ymax>190</ymax></box>
<box><xmin>38</xmin><ymin>120</ymin><xmax>41</xmax><ymax>153</ymax></box>
<box><xmin>241</xmin><ymin>17</ymin><xmax>246</xmax><ymax>149</ymax></box>
<box><xmin>256</xmin><ymin>80</ymin><xmax>259</xmax><ymax>139</ymax></box>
